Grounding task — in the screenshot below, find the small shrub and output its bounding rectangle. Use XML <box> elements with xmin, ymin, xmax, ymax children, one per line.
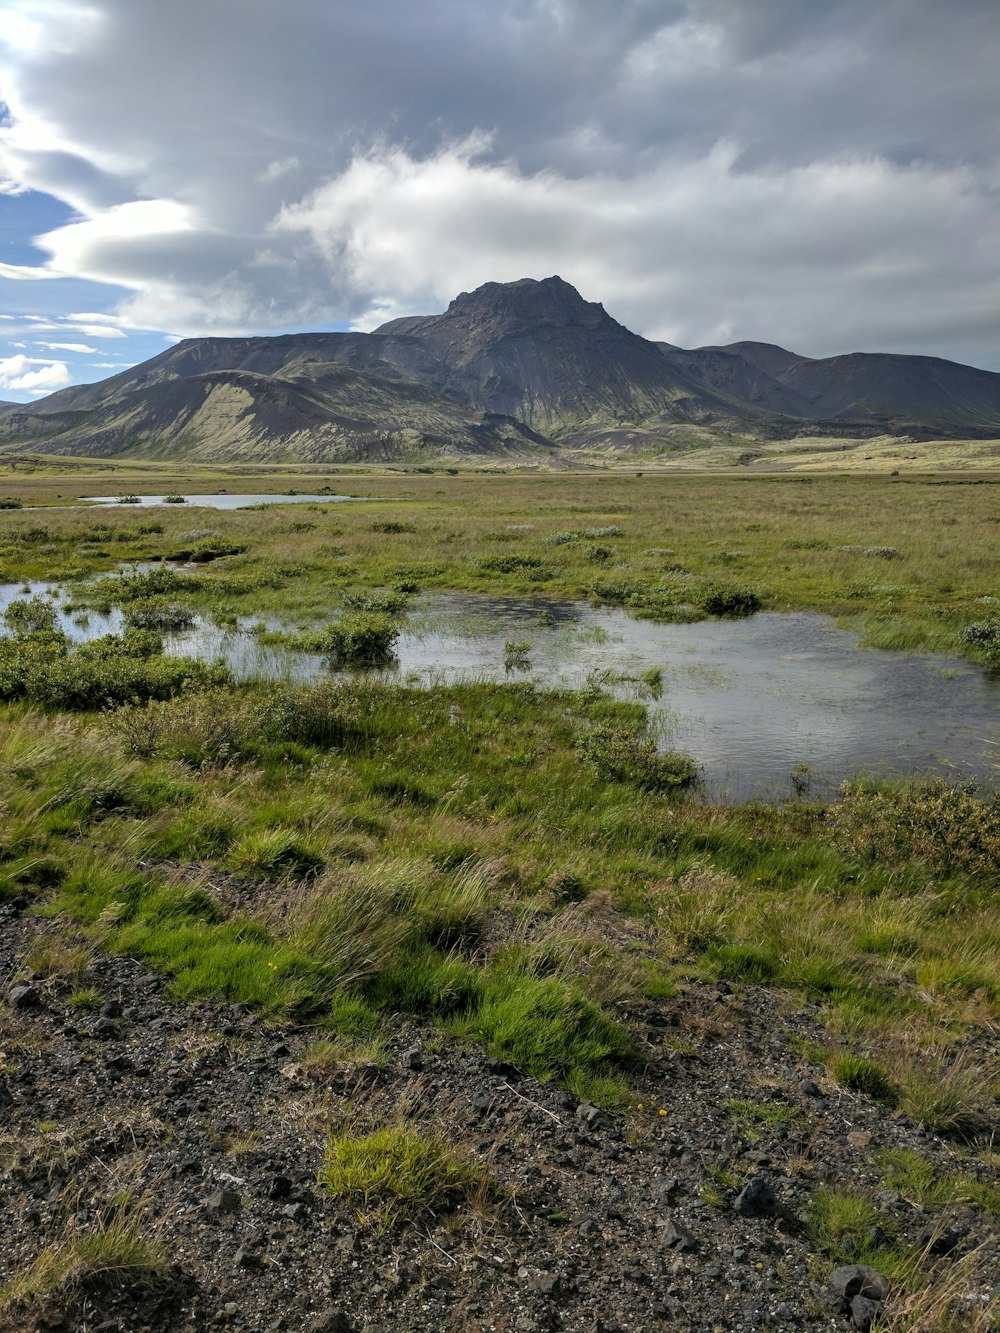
<box><xmin>111</xmin><ymin>567</ymin><xmax>199</xmax><ymax>602</ymax></box>
<box><xmin>578</xmin><ymin>724</ymin><xmax>699</xmax><ymax>792</ymax></box>
<box><xmin>961</xmin><ymin>619</ymin><xmax>1000</xmax><ymax>660</ymax></box>
<box><xmin>122</xmin><ymin>599</ymin><xmax>195</xmax><ymax>632</ymax></box>
<box><xmin>829</xmin><ymin>779</ymin><xmax>1000</xmax><ymax>881</ymax></box>
<box><xmin>479</xmin><ymin>554</ymin><xmax>548</xmax><ymax>576</ymax></box>
<box><xmin>698</xmin><ymin>581</ymin><xmax>761</xmax><ymax>617</ymax></box>
<box><xmin>503</xmin><ymin>640</ymin><xmax>532</xmax><ymax>671</ymax></box>
<box><xmin>321</xmin><ymin>613</ymin><xmax>399</xmax><ymax>666</ymax></box>
<box><xmin>343</xmin><ymin>588</ymin><xmax>409</xmax><ymax>615</ymax></box>
<box><xmin>370</xmin><ymin>520</ymin><xmax>416</xmax><ymax>534</ymax></box>
<box><xmin>162</xmin><ymin>494</ymin><xmax>186</xmax><ymax>504</ymax></box>
<box><xmin>3</xmin><ymin>595</ymin><xmax>58</xmax><ymax>635</ymax></box>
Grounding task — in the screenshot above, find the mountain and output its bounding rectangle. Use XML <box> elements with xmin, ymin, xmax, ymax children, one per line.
<box><xmin>375</xmin><ymin>277</ymin><xmax>739</xmax><ymax>438</ymax></box>
<box><xmin>1</xmin><ymin>276</ymin><xmax>997</xmax><ymax>461</ymax></box>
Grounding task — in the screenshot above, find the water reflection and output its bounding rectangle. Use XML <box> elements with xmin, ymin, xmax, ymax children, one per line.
<box><xmin>80</xmin><ymin>493</ymin><xmax>367</xmax><ymax>509</ymax></box>
<box><xmin>1</xmin><ymin>579</ymin><xmax>996</xmax><ymax>802</ymax></box>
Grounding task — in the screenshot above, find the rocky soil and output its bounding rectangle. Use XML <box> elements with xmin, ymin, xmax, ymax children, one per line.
<box><xmin>1</xmin><ymin>902</ymin><xmax>996</xmax><ymax>1333</ymax></box>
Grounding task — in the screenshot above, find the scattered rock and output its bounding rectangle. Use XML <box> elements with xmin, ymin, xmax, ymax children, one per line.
<box><xmin>850</xmin><ymin>1294</ymin><xmax>881</xmax><ymax>1331</ymax></box>
<box><xmin>205</xmin><ymin>1188</ymin><xmax>242</xmax><ymax>1216</ymax></box>
<box><xmin>234</xmin><ymin>1245</ymin><xmax>263</xmax><ymax>1269</ymax></box>
<box><xmin>401</xmin><ymin>1046</ymin><xmax>423</xmax><ymax>1071</ymax></box>
<box><xmin>575</xmin><ymin>1102</ymin><xmax>606</xmax><ymax>1129</ymax></box>
<box><xmin>659</xmin><ymin>1214</ymin><xmax>697</xmax><ymax>1252</ymax></box>
<box><xmin>7</xmin><ymin>982</ymin><xmax>40</xmax><ymax>1009</ymax></box>
<box><xmin>305</xmin><ymin>1311</ymin><xmax>354</xmax><ymax>1333</ymax></box>
<box><xmin>734</xmin><ymin>1176</ymin><xmax>780</xmax><ymax>1218</ymax></box>
<box><xmin>828</xmin><ymin>1264</ymin><xmax>889</xmax><ymax>1315</ymax></box>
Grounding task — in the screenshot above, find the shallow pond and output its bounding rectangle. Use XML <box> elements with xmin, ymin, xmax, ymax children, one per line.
<box><xmin>2</xmin><ymin>580</ymin><xmax>996</xmax><ymax>801</ymax></box>
<box><xmin>80</xmin><ymin>493</ymin><xmax>366</xmax><ymax>509</ymax></box>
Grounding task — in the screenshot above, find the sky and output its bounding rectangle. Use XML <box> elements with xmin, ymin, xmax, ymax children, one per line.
<box><xmin>0</xmin><ymin>1</ymin><xmax>997</xmax><ymax>403</ymax></box>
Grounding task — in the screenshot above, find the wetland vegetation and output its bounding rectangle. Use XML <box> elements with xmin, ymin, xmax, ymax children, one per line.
<box><xmin>1</xmin><ymin>460</ymin><xmax>997</xmax><ymax>1327</ymax></box>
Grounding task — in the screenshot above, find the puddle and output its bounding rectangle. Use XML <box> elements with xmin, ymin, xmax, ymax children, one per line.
<box><xmin>80</xmin><ymin>493</ymin><xmax>368</xmax><ymax>509</ymax></box>
<box><xmin>2</xmin><ymin>579</ymin><xmax>997</xmax><ymax>802</ymax></box>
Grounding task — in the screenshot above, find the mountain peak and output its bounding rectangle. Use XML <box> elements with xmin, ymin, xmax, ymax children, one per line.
<box><xmin>444</xmin><ymin>275</ymin><xmax>609</xmax><ymax>333</ymax></box>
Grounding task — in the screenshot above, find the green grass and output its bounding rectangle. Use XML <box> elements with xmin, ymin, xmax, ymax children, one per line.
<box><xmin>0</xmin><ymin>467</ymin><xmax>997</xmax><ymax>1131</ymax></box>
<box><xmin>320</xmin><ymin>1122</ymin><xmax>494</xmax><ymax>1229</ymax></box>
<box><xmin>830</xmin><ymin>1054</ymin><xmax>899</xmax><ymax>1106</ymax></box>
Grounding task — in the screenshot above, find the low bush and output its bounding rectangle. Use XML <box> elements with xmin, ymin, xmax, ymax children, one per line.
<box><xmin>122</xmin><ymin>599</ymin><xmax>195</xmax><ymax>631</ymax></box>
<box><xmin>829</xmin><ymin>778</ymin><xmax>1000</xmax><ymax>882</ymax></box>
<box><xmin>320</xmin><ymin>612</ymin><xmax>399</xmax><ymax>666</ymax></box>
<box><xmin>578</xmin><ymin>723</ymin><xmax>699</xmax><ymax>792</ymax></box>
<box><xmin>698</xmin><ymin>581</ymin><xmax>761</xmax><ymax>617</ymax></box>
<box><xmin>3</xmin><ymin>595</ymin><xmax>58</xmax><ymax>635</ymax></box>
<box><xmin>0</xmin><ymin>634</ymin><xmax>228</xmax><ymax>710</ymax></box>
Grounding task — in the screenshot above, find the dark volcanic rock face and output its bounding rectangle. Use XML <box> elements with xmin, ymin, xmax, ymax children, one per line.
<box><xmin>377</xmin><ymin>276</ymin><xmax>733</xmax><ymax>434</ymax></box>
<box><xmin>2</xmin><ymin>275</ymin><xmax>998</xmax><ymax>460</ymax></box>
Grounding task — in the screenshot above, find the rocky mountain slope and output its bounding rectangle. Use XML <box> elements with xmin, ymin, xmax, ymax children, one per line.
<box><xmin>1</xmin><ymin>277</ymin><xmax>997</xmax><ymax>461</ymax></box>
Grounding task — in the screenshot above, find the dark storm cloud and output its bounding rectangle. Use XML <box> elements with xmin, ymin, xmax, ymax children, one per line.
<box><xmin>0</xmin><ymin>0</ymin><xmax>996</xmax><ymax>365</ymax></box>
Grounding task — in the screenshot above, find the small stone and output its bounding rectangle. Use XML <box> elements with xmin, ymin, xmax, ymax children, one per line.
<box><xmin>650</xmin><ymin>1175</ymin><xmax>680</xmax><ymax>1200</ymax></box>
<box><xmin>205</xmin><ymin>1188</ymin><xmax>241</xmax><ymax>1215</ymax></box>
<box><xmin>401</xmin><ymin>1046</ymin><xmax>423</xmax><ymax>1071</ymax></box>
<box><xmin>800</xmin><ymin>1079</ymin><xmax>823</xmax><ymax>1097</ymax></box>
<box><xmin>734</xmin><ymin>1175</ymin><xmax>780</xmax><ymax>1218</ymax></box>
<box><xmin>850</xmin><ymin>1295</ymin><xmax>881</xmax><ymax>1331</ymax></box>
<box><xmin>92</xmin><ymin>1018</ymin><xmax>117</xmax><ymax>1037</ymax></box>
<box><xmin>268</xmin><ymin>1175</ymin><xmax>293</xmax><ymax>1199</ymax></box>
<box><xmin>234</xmin><ymin>1246</ymin><xmax>262</xmax><ymax>1269</ymax></box>
<box><xmin>100</xmin><ymin>999</ymin><xmax>122</xmax><ymax>1018</ymax></box>
<box><xmin>527</xmin><ymin>1271</ymin><xmax>561</xmax><ymax>1296</ymax></box>
<box><xmin>847</xmin><ymin>1131</ymin><xmax>872</xmax><ymax>1149</ymax></box>
<box><xmin>7</xmin><ymin>982</ymin><xmax>40</xmax><ymax>1010</ymax></box>
<box><xmin>828</xmin><ymin>1265</ymin><xmax>890</xmax><ymax>1315</ymax></box>
<box><xmin>575</xmin><ymin>1102</ymin><xmax>606</xmax><ymax>1129</ymax></box>
<box><xmin>305</xmin><ymin>1312</ymin><xmax>353</xmax><ymax>1333</ymax></box>
<box><xmin>282</xmin><ymin>1202</ymin><xmax>305</xmax><ymax>1221</ymax></box>
<box><xmin>659</xmin><ymin>1214</ymin><xmax>697</xmax><ymax>1252</ymax></box>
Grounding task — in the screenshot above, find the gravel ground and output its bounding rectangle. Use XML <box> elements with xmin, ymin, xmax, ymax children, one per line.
<box><xmin>1</xmin><ymin>902</ymin><xmax>996</xmax><ymax>1333</ymax></box>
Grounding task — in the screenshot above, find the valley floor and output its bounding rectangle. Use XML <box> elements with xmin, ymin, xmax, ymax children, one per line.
<box><xmin>0</xmin><ymin>465</ymin><xmax>996</xmax><ymax>1331</ymax></box>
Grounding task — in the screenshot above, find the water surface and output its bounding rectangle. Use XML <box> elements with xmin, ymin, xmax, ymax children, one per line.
<box><xmin>81</xmin><ymin>493</ymin><xmax>366</xmax><ymax>509</ymax></box>
<box><xmin>2</xmin><ymin>579</ymin><xmax>996</xmax><ymax>802</ymax></box>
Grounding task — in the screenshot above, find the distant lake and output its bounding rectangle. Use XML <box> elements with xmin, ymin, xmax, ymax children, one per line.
<box><xmin>80</xmin><ymin>493</ymin><xmax>367</xmax><ymax>509</ymax></box>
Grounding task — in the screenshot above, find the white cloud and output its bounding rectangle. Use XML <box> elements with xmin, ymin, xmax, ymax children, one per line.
<box><xmin>0</xmin><ymin>260</ymin><xmax>55</xmax><ymax>280</ymax></box>
<box><xmin>0</xmin><ymin>353</ymin><xmax>71</xmax><ymax>390</ymax></box>
<box><xmin>65</xmin><ymin>323</ymin><xmax>126</xmax><ymax>338</ymax></box>
<box><xmin>278</xmin><ymin>138</ymin><xmax>1000</xmax><ymax>360</ymax></box>
<box><xmin>0</xmin><ymin>1</ymin><xmax>995</xmax><ymax>365</ymax></box>
<box><xmin>37</xmin><ymin>340</ymin><xmax>98</xmax><ymax>352</ymax></box>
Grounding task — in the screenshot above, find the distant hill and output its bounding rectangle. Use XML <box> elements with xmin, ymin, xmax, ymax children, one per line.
<box><xmin>1</xmin><ymin>276</ymin><xmax>996</xmax><ymax>460</ymax></box>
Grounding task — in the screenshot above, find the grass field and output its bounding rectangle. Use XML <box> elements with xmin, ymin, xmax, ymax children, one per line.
<box><xmin>0</xmin><ymin>460</ymin><xmax>997</xmax><ymax>1319</ymax></box>
<box><xmin>1</xmin><ymin>458</ymin><xmax>997</xmax><ymax>1322</ymax></box>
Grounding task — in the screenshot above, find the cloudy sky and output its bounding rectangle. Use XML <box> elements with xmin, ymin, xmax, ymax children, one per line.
<box><xmin>0</xmin><ymin>0</ymin><xmax>997</xmax><ymax>401</ymax></box>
